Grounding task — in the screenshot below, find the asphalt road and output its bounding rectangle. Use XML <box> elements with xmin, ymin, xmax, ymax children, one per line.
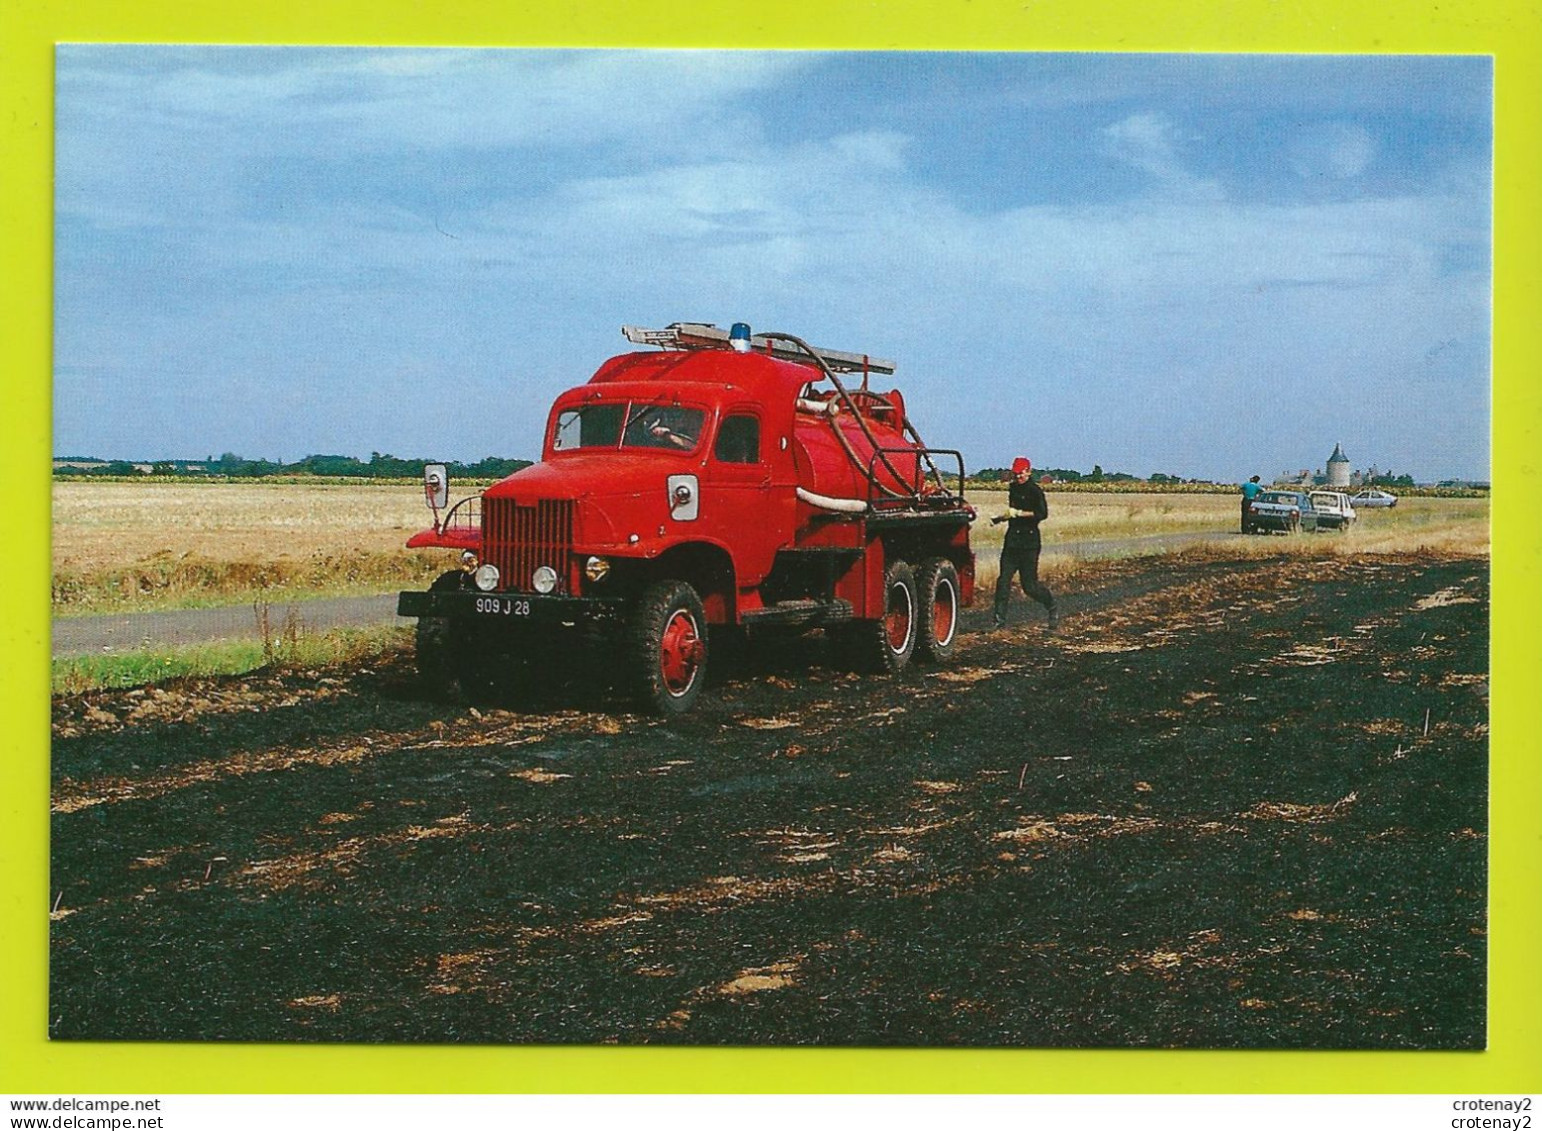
<box><xmin>52</xmin><ymin>594</ymin><xmax>410</xmax><ymax>658</ymax></box>
<box><xmin>51</xmin><ymin>530</ymin><xmax>1236</xmax><ymax>658</ymax></box>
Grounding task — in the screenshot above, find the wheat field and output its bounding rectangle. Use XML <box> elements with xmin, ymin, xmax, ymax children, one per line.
<box><xmin>53</xmin><ymin>480</ymin><xmax>1488</xmax><ymax>613</ymax></box>
<box><xmin>53</xmin><ymin>481</ymin><xmax>435</xmax><ymax>572</ymax></box>
<box><xmin>52</xmin><ymin>481</ymin><xmax>449</xmax><ymax>612</ymax></box>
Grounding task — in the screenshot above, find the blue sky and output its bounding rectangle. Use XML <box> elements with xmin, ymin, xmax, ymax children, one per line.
<box><xmin>54</xmin><ymin>48</ymin><xmax>1492</xmax><ymax>482</ymax></box>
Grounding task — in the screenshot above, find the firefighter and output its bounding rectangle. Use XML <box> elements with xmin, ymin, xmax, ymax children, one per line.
<box><xmin>991</xmin><ymin>457</ymin><xmax>1057</xmax><ymax>631</ymax></box>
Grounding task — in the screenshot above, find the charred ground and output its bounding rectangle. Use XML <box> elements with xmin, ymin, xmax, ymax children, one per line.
<box><xmin>49</xmin><ymin>550</ymin><xmax>1488</xmax><ymax>1048</ymax></box>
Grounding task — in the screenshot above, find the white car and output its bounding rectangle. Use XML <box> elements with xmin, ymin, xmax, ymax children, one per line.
<box><xmin>1309</xmin><ymin>491</ymin><xmax>1357</xmax><ymax>531</ymax></box>
<box><xmin>1350</xmin><ymin>488</ymin><xmax>1398</xmax><ymax>508</ymax></box>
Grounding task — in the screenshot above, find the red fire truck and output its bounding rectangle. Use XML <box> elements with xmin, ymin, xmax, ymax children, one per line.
<box><xmin>397</xmin><ymin>322</ymin><xmax>976</xmax><ymax>714</ymax></box>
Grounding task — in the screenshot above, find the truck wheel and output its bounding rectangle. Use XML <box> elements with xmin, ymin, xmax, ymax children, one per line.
<box><xmin>452</xmin><ymin>623</ymin><xmax>516</xmax><ymax>706</ymax></box>
<box><xmin>416</xmin><ymin>571</ymin><xmax>468</xmax><ymax>700</ymax></box>
<box><xmin>629</xmin><ymin>581</ymin><xmax>709</xmax><ymax>715</ymax></box>
<box><xmin>846</xmin><ymin>560</ymin><xmax>917</xmax><ymax>675</ymax></box>
<box><xmin>915</xmin><ymin>558</ymin><xmax>960</xmax><ymax>664</ymax></box>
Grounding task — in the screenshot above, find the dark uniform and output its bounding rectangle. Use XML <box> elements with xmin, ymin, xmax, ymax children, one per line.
<box><xmin>993</xmin><ymin>477</ymin><xmax>1057</xmax><ymax>628</ymax></box>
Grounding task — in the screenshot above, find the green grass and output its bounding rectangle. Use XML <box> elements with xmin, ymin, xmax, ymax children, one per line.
<box><xmin>52</xmin><ymin>624</ymin><xmax>411</xmax><ymax>694</ymax></box>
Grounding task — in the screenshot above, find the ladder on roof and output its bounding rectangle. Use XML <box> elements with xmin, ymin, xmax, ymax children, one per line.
<box><xmin>621</xmin><ymin>322</ymin><xmax>896</xmax><ymax>376</ymax></box>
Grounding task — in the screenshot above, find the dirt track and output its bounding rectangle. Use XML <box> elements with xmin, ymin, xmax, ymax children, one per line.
<box><xmin>49</xmin><ymin>549</ymin><xmax>1488</xmax><ymax>1048</ymax></box>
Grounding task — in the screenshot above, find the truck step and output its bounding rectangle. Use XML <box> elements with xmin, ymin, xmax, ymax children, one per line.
<box><xmin>741</xmin><ymin>598</ymin><xmax>854</xmax><ymax>627</ymax></box>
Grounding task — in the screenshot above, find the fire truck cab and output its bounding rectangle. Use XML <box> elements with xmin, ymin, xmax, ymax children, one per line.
<box><xmin>397</xmin><ymin>322</ymin><xmax>976</xmax><ymax>714</ymax></box>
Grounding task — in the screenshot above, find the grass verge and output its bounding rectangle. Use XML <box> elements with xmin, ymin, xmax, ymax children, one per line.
<box><xmin>52</xmin><ymin>624</ymin><xmax>411</xmax><ymax>695</ymax></box>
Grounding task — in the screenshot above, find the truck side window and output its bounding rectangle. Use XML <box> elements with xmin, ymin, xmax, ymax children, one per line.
<box><xmin>715</xmin><ymin>415</ymin><xmax>760</xmax><ymax>464</ymax></box>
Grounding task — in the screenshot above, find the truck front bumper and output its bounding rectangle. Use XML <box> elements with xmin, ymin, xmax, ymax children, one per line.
<box><xmin>397</xmin><ymin>589</ymin><xmax>626</xmax><ymax>624</ymax></box>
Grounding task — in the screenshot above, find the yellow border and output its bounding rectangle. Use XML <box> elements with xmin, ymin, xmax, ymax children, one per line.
<box><xmin>4</xmin><ymin>0</ymin><xmax>1538</xmax><ymax>1095</ymax></box>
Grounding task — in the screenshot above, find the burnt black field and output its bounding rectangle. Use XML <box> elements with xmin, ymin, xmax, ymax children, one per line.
<box><xmin>49</xmin><ymin>550</ymin><xmax>1488</xmax><ymax>1048</ymax></box>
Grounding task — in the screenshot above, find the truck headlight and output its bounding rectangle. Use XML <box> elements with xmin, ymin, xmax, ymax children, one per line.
<box><xmin>474</xmin><ymin>564</ymin><xmax>501</xmax><ymax>591</ymax></box>
<box><xmin>532</xmin><ymin>565</ymin><xmax>558</xmax><ymax>594</ymax></box>
<box><xmin>585</xmin><ymin>556</ymin><xmax>610</xmax><ymax>582</ymax></box>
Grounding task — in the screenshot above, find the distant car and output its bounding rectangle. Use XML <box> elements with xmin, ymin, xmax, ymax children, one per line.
<box><xmin>1246</xmin><ymin>489</ymin><xmax>1318</xmax><ymax>534</ymax></box>
<box><xmin>1350</xmin><ymin>488</ymin><xmax>1398</xmax><ymax>508</ymax></box>
<box><xmin>1309</xmin><ymin>490</ymin><xmax>1357</xmax><ymax>531</ymax></box>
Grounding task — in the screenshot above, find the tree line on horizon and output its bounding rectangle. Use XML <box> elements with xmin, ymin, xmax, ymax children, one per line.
<box><xmin>53</xmin><ymin>452</ymin><xmax>1436</xmax><ymax>490</ymax></box>
<box><xmin>54</xmin><ymin>452</ymin><xmax>534</xmax><ymax>480</ymax></box>
<box><xmin>974</xmin><ymin>464</ymin><xmax>1188</xmax><ymax>484</ymax></box>
<box><xmin>61</xmin><ymin>454</ymin><xmax>1184</xmax><ymax>484</ymax></box>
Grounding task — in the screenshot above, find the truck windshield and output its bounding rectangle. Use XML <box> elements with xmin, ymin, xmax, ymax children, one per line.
<box><xmin>554</xmin><ymin>404</ymin><xmax>624</xmax><ymax>451</ymax></box>
<box><xmin>554</xmin><ymin>403</ymin><xmax>705</xmax><ymax>453</ymax></box>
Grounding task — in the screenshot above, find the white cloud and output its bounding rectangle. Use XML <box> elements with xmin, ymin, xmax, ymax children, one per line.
<box><xmin>1100</xmin><ymin>111</ymin><xmax>1223</xmax><ymax>200</ymax></box>
<box><xmin>1287</xmin><ymin>121</ymin><xmax>1378</xmax><ymax>180</ymax></box>
<box><xmin>64</xmin><ymin>48</ymin><xmax>813</xmax><ymax>151</ymax></box>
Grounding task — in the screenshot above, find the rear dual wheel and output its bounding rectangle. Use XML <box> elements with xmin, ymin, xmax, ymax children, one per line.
<box><xmin>915</xmin><ymin>557</ymin><xmax>960</xmax><ymax>664</ymax></box>
<box><xmin>841</xmin><ymin>557</ymin><xmax>963</xmax><ymax>674</ymax></box>
<box><xmin>842</xmin><ymin>560</ymin><xmax>918</xmax><ymax>675</ymax></box>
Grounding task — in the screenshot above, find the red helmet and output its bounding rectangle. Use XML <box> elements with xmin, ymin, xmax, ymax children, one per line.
<box><xmin>1011</xmin><ymin>457</ymin><xmax>1031</xmax><ymax>474</ymax></box>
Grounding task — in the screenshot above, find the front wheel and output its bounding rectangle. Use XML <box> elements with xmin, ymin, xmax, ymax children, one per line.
<box><xmin>629</xmin><ymin>581</ymin><xmax>709</xmax><ymax>716</ymax></box>
<box><xmin>915</xmin><ymin>558</ymin><xmax>960</xmax><ymax>664</ymax></box>
<box><xmin>416</xmin><ymin>571</ymin><xmax>469</xmax><ymax>701</ymax></box>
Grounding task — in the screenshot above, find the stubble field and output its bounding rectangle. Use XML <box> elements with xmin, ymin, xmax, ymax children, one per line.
<box><xmin>49</xmin><ymin>537</ymin><xmax>1489</xmax><ymax>1048</ymax></box>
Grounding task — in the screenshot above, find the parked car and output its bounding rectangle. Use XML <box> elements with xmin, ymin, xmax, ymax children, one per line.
<box><xmin>1350</xmin><ymin>488</ymin><xmax>1398</xmax><ymax>508</ymax></box>
<box><xmin>1309</xmin><ymin>490</ymin><xmax>1357</xmax><ymax>531</ymax></box>
<box><xmin>1246</xmin><ymin>489</ymin><xmax>1318</xmax><ymax>534</ymax></box>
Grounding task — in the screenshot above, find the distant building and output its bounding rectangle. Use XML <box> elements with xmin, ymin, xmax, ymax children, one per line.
<box><xmin>1326</xmin><ymin>443</ymin><xmax>1351</xmax><ymax>487</ymax></box>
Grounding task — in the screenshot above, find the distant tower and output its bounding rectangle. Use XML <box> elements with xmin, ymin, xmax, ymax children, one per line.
<box><xmin>1326</xmin><ymin>443</ymin><xmax>1351</xmax><ymax>488</ymax></box>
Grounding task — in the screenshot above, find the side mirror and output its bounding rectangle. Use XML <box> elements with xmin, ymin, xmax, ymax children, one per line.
<box><xmin>424</xmin><ymin>463</ymin><xmax>449</xmax><ymax>511</ymax></box>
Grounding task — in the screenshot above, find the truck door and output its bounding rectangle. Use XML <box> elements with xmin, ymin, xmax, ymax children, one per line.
<box><xmin>702</xmin><ymin>409</ymin><xmax>782</xmax><ymax>585</ymax></box>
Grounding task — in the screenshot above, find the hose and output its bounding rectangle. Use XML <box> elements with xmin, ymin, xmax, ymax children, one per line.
<box><xmin>796</xmin><ymin>487</ymin><xmax>869</xmax><ymax>514</ymax></box>
<box><xmin>761</xmin><ymin>331</ymin><xmax>914</xmax><ymax>501</ymax></box>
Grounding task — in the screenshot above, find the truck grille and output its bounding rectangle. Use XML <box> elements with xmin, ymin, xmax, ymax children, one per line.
<box><xmin>483</xmin><ymin>497</ymin><xmax>575</xmax><ymax>593</ymax></box>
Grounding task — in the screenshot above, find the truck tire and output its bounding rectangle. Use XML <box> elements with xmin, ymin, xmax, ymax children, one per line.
<box><xmin>629</xmin><ymin>580</ymin><xmax>709</xmax><ymax>715</ymax></box>
<box><xmin>416</xmin><ymin>571</ymin><xmax>468</xmax><ymax>701</ymax></box>
<box><xmin>453</xmin><ymin>622</ymin><xmax>518</xmax><ymax>706</ymax></box>
<box><xmin>845</xmin><ymin>560</ymin><xmax>918</xmax><ymax>675</ymax></box>
<box><xmin>914</xmin><ymin>557</ymin><xmax>960</xmax><ymax>664</ymax></box>
<box><xmin>416</xmin><ymin>572</ymin><xmax>524</xmax><ymax>705</ymax></box>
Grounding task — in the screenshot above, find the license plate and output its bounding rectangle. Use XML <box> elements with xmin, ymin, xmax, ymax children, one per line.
<box><xmin>473</xmin><ymin>595</ymin><xmax>532</xmax><ymax>617</ymax></box>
